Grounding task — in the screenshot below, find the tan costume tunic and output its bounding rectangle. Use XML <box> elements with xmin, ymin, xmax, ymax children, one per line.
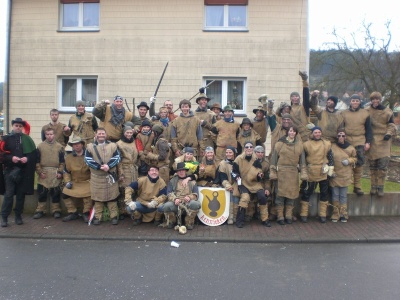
<box><xmin>366</xmin><ymin>106</ymin><xmax>397</xmax><ymax>160</ymax></box>
<box><xmin>152</xmin><ymin>119</ymin><xmax>172</xmax><ymax>142</ymax></box>
<box><xmin>195</xmin><ymin>108</ymin><xmax>216</xmax><ymax>149</ymax></box>
<box><xmin>116</xmin><ymin>139</ymin><xmax>139</xmax><ymax>188</ymax></box>
<box><xmin>271</xmin><ymin>138</ymin><xmax>305</xmax><ymax>199</ymax></box>
<box><xmin>93</xmin><ymin>101</ymin><xmax>133</xmax><ymax>141</ymax></box>
<box><xmin>330</xmin><ymin>143</ymin><xmax>357</xmax><ymax>187</ymax></box>
<box><xmin>290</xmin><ymin>105</ymin><xmax>311</xmax><ymax>142</ymax></box>
<box><xmin>171</xmin><ymin>112</ymin><xmax>204</xmax><ymax>154</ymax></box>
<box><xmin>144</xmin><ymin>137</ymin><xmax>171</xmax><ymax>184</ymax></box>
<box><xmin>303</xmin><ymin>139</ymin><xmax>331</xmax><ymax>182</ymax></box>
<box><xmin>341</xmin><ymin>108</ymin><xmax>371</xmax><ymax>147</ymax></box>
<box><xmin>237</xmin><ymin>129</ymin><xmax>261</xmax><ymax>152</ymax></box>
<box><xmin>63</xmin><ymin>151</ymin><xmax>91</xmax><ymax>198</ymax></box>
<box><xmin>126</xmin><ymin>176</ymin><xmax>167</xmax><ymax>207</ymax></box>
<box><xmin>233</xmin><ymin>153</ymin><xmax>263</xmax><ymax>193</ymax></box>
<box><xmin>214</xmin><ymin>119</ymin><xmax>240</xmax><ymax>149</ymax></box>
<box><xmin>252</xmin><ymin>118</ymin><xmax>268</xmax><ymax>144</ymax></box>
<box><xmin>69</xmin><ymin>112</ymin><xmax>96</xmax><ymax>145</ymax></box>
<box><xmin>86</xmin><ymin>142</ymin><xmax>120</xmax><ymax>202</ymax></box>
<box><xmin>36</xmin><ymin>141</ymin><xmax>65</xmax><ymax>189</ymax></box>
<box><xmin>197</xmin><ymin>157</ymin><xmax>218</xmax><ymax>186</ymax></box>
<box><xmin>41</xmin><ymin>122</ymin><xmax>70</xmax><ymax>147</ymax></box>
<box><xmin>310</xmin><ymin>101</ymin><xmax>344</xmax><ymax>143</ymax></box>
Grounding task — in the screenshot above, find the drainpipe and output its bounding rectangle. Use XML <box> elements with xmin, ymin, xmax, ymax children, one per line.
<box><xmin>5</xmin><ymin>0</ymin><xmax>12</xmax><ymax>133</ymax></box>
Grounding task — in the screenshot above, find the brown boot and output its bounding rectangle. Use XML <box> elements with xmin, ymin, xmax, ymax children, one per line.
<box><xmin>165</xmin><ymin>212</ymin><xmax>176</xmax><ymax>229</ymax></box>
<box><xmin>285</xmin><ymin>205</ymin><xmax>294</xmax><ymax>224</ymax></box>
<box><xmin>376</xmin><ymin>169</ymin><xmax>386</xmax><ymax>197</ymax></box>
<box><xmin>276</xmin><ymin>205</ymin><xmax>284</xmax><ymax>225</ymax></box>
<box><xmin>339</xmin><ymin>204</ymin><xmax>348</xmax><ymax>222</ymax></box>
<box><xmin>185</xmin><ymin>210</ymin><xmax>198</xmax><ymax>230</ymax></box>
<box><xmin>232</xmin><ymin>204</ymin><xmax>238</xmax><ymax>223</ymax></box>
<box><xmin>369</xmin><ymin>169</ymin><xmax>377</xmax><ymax>195</ymax></box>
<box><xmin>319</xmin><ymin>201</ymin><xmax>329</xmax><ymax>223</ymax></box>
<box><xmin>154</xmin><ymin>211</ymin><xmax>164</xmax><ymax>226</ymax></box>
<box><xmin>300</xmin><ymin>201</ymin><xmax>309</xmax><ymax>223</ymax></box>
<box><xmin>353</xmin><ymin>166</ymin><xmax>364</xmax><ymax>195</ymax></box>
<box><xmin>259</xmin><ymin>204</ymin><xmax>271</xmax><ymax>227</ymax></box>
<box><xmin>245</xmin><ymin>200</ymin><xmax>255</xmax><ymax>222</ymax></box>
<box><xmin>331</xmin><ymin>201</ymin><xmax>340</xmax><ymax>222</ymax></box>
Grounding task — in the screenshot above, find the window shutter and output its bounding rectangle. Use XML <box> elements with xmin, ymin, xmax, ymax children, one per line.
<box><xmin>204</xmin><ymin>0</ymin><xmax>248</xmax><ymax>5</ymax></box>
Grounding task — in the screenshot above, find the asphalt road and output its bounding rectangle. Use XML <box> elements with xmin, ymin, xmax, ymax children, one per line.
<box><xmin>0</xmin><ymin>239</ymin><xmax>399</xmax><ymax>300</ymax></box>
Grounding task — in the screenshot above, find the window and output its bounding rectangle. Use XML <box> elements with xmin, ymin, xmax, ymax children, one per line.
<box><xmin>58</xmin><ymin>76</ymin><xmax>98</xmax><ymax>111</ymax></box>
<box><xmin>204</xmin><ymin>78</ymin><xmax>246</xmax><ymax>114</ymax></box>
<box><xmin>204</xmin><ymin>0</ymin><xmax>248</xmax><ymax>31</ymax></box>
<box><xmin>60</xmin><ymin>0</ymin><xmax>100</xmax><ymax>31</ymax></box>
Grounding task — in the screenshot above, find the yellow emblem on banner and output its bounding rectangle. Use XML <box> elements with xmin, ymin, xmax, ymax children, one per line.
<box><xmin>198</xmin><ymin>187</ymin><xmax>229</xmax><ymax>226</ymax></box>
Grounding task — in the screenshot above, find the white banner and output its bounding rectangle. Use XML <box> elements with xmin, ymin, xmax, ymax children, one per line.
<box><xmin>197</xmin><ymin>187</ymin><xmax>230</xmax><ymax>226</ymax></box>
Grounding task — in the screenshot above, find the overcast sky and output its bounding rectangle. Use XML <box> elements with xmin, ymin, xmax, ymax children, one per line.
<box><xmin>0</xmin><ymin>0</ymin><xmax>399</xmax><ymax>82</ymax></box>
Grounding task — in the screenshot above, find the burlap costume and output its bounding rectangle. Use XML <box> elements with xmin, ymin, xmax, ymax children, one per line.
<box><xmin>270</xmin><ymin>136</ymin><xmax>307</xmax><ymax>223</ymax></box>
<box><xmin>194</xmin><ymin>107</ymin><xmax>216</xmax><ymax>150</ymax></box>
<box><xmin>125</xmin><ymin>175</ymin><xmax>167</xmax><ymax>222</ymax></box>
<box><xmin>171</xmin><ymin>111</ymin><xmax>204</xmax><ymax>158</ymax></box>
<box><xmin>85</xmin><ymin>141</ymin><xmax>120</xmax><ymax>220</ymax></box>
<box><xmin>366</xmin><ymin>104</ymin><xmax>397</xmax><ymax>195</ymax></box>
<box><xmin>35</xmin><ymin>140</ymin><xmax>65</xmax><ymax>215</ymax></box>
<box><xmin>41</xmin><ymin>122</ymin><xmax>70</xmax><ymax>147</ymax></box>
<box><xmin>237</xmin><ymin>128</ymin><xmax>261</xmax><ymax>154</ymax></box>
<box><xmin>92</xmin><ymin>101</ymin><xmax>134</xmax><ymax>142</ymax></box>
<box><xmin>136</xmin><ymin>130</ymin><xmax>155</xmax><ymax>176</ymax></box>
<box><xmin>310</xmin><ymin>97</ymin><xmax>344</xmax><ymax>143</ymax></box>
<box><xmin>143</xmin><ymin>136</ymin><xmax>171</xmax><ymax>185</ymax></box>
<box><xmin>197</xmin><ymin>156</ymin><xmax>218</xmax><ymax>187</ymax></box>
<box><xmin>341</xmin><ymin>106</ymin><xmax>372</xmax><ymax>192</ymax></box>
<box><xmin>62</xmin><ymin>148</ymin><xmax>92</xmax><ymax>216</ymax></box>
<box><xmin>212</xmin><ymin>119</ymin><xmax>240</xmax><ymax>163</ymax></box>
<box><xmin>68</xmin><ymin>112</ymin><xmax>97</xmax><ymax>145</ymax></box>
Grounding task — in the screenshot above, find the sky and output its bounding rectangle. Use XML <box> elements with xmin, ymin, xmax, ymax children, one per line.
<box><xmin>0</xmin><ymin>0</ymin><xmax>399</xmax><ymax>82</ymax></box>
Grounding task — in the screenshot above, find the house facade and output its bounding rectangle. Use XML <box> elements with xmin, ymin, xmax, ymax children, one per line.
<box><xmin>4</xmin><ymin>0</ymin><xmax>309</xmax><ymax>149</ymax></box>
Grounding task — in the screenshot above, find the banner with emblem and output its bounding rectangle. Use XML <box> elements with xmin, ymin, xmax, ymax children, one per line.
<box><xmin>197</xmin><ymin>187</ymin><xmax>230</xmax><ymax>226</ymax></box>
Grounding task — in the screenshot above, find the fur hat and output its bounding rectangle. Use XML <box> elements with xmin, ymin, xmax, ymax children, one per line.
<box><xmin>327</xmin><ymin>96</ymin><xmax>338</xmax><ymax>106</ymax></box>
<box><xmin>240</xmin><ymin>117</ymin><xmax>253</xmax><ymax>128</ymax></box>
<box><xmin>68</xmin><ymin>136</ymin><xmax>85</xmax><ymax>147</ymax></box>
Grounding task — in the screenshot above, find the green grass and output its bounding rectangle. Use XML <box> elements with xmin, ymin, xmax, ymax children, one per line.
<box><xmin>391</xmin><ymin>144</ymin><xmax>400</xmax><ymax>156</ymax></box>
<box><xmin>307</xmin><ymin>178</ymin><xmax>400</xmax><ymax>193</ymax></box>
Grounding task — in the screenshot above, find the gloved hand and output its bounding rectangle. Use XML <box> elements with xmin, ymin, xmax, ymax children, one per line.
<box><xmin>267</xmin><ymin>100</ymin><xmax>274</xmax><ymax>109</ymax></box>
<box><xmin>383</xmin><ymin>134</ymin><xmax>391</xmax><ymax>141</ymax></box>
<box><xmin>306</xmin><ymin>123</ymin><xmax>316</xmax><ymax>130</ymax></box>
<box><xmin>151</xmin><ymin>115</ymin><xmax>160</xmax><ymax>121</ymax></box>
<box><xmin>341</xmin><ymin>159</ymin><xmax>349</xmax><ymax>166</ymax></box>
<box><xmin>127</xmin><ymin>201</ymin><xmax>136</xmax><ymax>211</ymax></box>
<box><xmin>299</xmin><ymin>71</ymin><xmax>308</xmax><ymax>81</ymax></box>
<box><xmin>65</xmin><ymin>182</ymin><xmax>73</xmax><ymax>189</ymax></box>
<box><xmin>201</xmin><ymin>120</ymin><xmax>208</xmax><ymax>127</ymax></box>
<box><xmin>327</xmin><ymin>166</ymin><xmax>335</xmax><ymax>177</ymax></box>
<box><xmin>150</xmin><ymin>96</ymin><xmax>156</xmax><ymax>104</ymax></box>
<box><xmin>147</xmin><ymin>200</ymin><xmax>158</xmax><ymax>208</ymax></box>
<box><xmin>258</xmin><ymin>94</ymin><xmax>268</xmax><ymax>105</ymax></box>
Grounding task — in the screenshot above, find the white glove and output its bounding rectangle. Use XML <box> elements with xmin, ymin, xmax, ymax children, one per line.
<box><xmin>128</xmin><ymin>201</ymin><xmax>136</xmax><ymax>211</ymax></box>
<box><xmin>150</xmin><ymin>96</ymin><xmax>156</xmax><ymax>104</ymax></box>
<box><xmin>258</xmin><ymin>94</ymin><xmax>268</xmax><ymax>104</ymax></box>
<box><xmin>306</xmin><ymin>123</ymin><xmax>316</xmax><ymax>130</ymax></box>
<box><xmin>327</xmin><ymin>166</ymin><xmax>335</xmax><ymax>177</ymax></box>
<box><xmin>147</xmin><ymin>200</ymin><xmax>158</xmax><ymax>208</ymax></box>
<box><xmin>341</xmin><ymin>159</ymin><xmax>349</xmax><ymax>166</ymax></box>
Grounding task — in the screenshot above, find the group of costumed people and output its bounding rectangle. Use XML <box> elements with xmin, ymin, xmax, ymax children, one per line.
<box><xmin>0</xmin><ymin>71</ymin><xmax>397</xmax><ymax>231</ymax></box>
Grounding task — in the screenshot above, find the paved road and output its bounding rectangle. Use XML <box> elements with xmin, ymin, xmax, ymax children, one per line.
<box><xmin>0</xmin><ymin>239</ymin><xmax>399</xmax><ymax>300</ymax></box>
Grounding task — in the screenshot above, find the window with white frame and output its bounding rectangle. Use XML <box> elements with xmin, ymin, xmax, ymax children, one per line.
<box><xmin>58</xmin><ymin>76</ymin><xmax>98</xmax><ymax>111</ymax></box>
<box><xmin>60</xmin><ymin>0</ymin><xmax>100</xmax><ymax>31</ymax></box>
<box><xmin>204</xmin><ymin>78</ymin><xmax>246</xmax><ymax>114</ymax></box>
<box><xmin>204</xmin><ymin>0</ymin><xmax>248</xmax><ymax>31</ymax></box>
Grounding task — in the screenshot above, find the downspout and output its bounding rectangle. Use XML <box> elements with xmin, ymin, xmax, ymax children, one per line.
<box><xmin>5</xmin><ymin>0</ymin><xmax>12</xmax><ymax>133</ymax></box>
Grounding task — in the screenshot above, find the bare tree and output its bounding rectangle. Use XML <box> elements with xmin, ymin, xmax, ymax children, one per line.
<box><xmin>311</xmin><ymin>21</ymin><xmax>400</xmax><ymax>109</ymax></box>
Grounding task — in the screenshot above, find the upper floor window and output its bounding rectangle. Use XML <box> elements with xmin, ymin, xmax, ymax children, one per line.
<box><xmin>58</xmin><ymin>76</ymin><xmax>98</xmax><ymax>112</ymax></box>
<box><xmin>204</xmin><ymin>77</ymin><xmax>247</xmax><ymax>115</ymax></box>
<box><xmin>204</xmin><ymin>0</ymin><xmax>248</xmax><ymax>31</ymax></box>
<box><xmin>60</xmin><ymin>0</ymin><xmax>100</xmax><ymax>31</ymax></box>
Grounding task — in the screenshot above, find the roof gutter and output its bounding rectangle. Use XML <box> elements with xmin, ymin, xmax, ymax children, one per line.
<box><xmin>5</xmin><ymin>0</ymin><xmax>12</xmax><ymax>133</ymax></box>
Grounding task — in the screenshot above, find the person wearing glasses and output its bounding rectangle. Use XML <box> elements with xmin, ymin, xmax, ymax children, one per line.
<box><xmin>330</xmin><ymin>129</ymin><xmax>357</xmax><ymax>222</ymax></box>
<box><xmin>270</xmin><ymin>126</ymin><xmax>308</xmax><ymax>225</ymax></box>
<box><xmin>0</xmin><ymin>118</ymin><xmax>36</xmax><ymax>227</ymax></box>
<box><xmin>93</xmin><ymin>95</ymin><xmax>141</xmax><ymax>142</ymax></box>
<box><xmin>231</xmin><ymin>141</ymin><xmax>271</xmax><ymax>228</ymax></box>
